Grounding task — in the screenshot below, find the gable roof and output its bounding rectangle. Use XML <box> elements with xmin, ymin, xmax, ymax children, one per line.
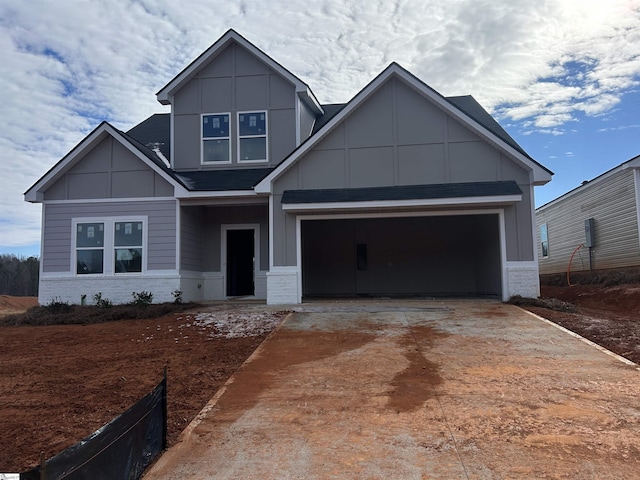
<box><xmin>537</xmin><ymin>153</ymin><xmax>640</xmax><ymax>211</ymax></box>
<box><xmin>24</xmin><ymin>122</ymin><xmax>189</xmax><ymax>202</ymax></box>
<box><xmin>156</xmin><ymin>29</ymin><xmax>323</xmax><ymax>115</ymax></box>
<box><xmin>256</xmin><ymin>63</ymin><xmax>552</xmax><ymax>193</ymax></box>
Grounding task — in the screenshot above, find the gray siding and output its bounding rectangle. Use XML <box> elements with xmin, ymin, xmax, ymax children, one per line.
<box><xmin>537</xmin><ymin>169</ymin><xmax>640</xmax><ymax>274</ymax></box>
<box><xmin>272</xmin><ymin>77</ymin><xmax>533</xmax><ymax>266</ymax></box>
<box><xmin>172</xmin><ymin>43</ymin><xmax>298</xmax><ymax>170</ymax></box>
<box><xmin>180</xmin><ymin>206</ymin><xmax>204</xmax><ymax>271</ymax></box>
<box><xmin>42</xmin><ymin>200</ymin><xmax>177</xmax><ymax>273</ymax></box>
<box><xmin>44</xmin><ymin>137</ymin><xmax>174</xmax><ymax>201</ymax></box>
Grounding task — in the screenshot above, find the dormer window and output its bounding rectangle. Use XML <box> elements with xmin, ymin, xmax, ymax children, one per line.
<box><xmin>238</xmin><ymin>111</ymin><xmax>267</xmax><ymax>162</ymax></box>
<box><xmin>202</xmin><ymin>113</ymin><xmax>231</xmax><ymax>163</ymax></box>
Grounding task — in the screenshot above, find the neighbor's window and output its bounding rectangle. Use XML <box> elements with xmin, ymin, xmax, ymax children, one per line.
<box><xmin>114</xmin><ymin>221</ymin><xmax>143</xmax><ymax>273</ymax></box>
<box><xmin>76</xmin><ymin>222</ymin><xmax>104</xmax><ymax>274</ymax></box>
<box><xmin>238</xmin><ymin>111</ymin><xmax>267</xmax><ymax>162</ymax></box>
<box><xmin>202</xmin><ymin>113</ymin><xmax>230</xmax><ymax>163</ymax></box>
<box><xmin>540</xmin><ymin>223</ymin><xmax>549</xmax><ymax>258</ymax></box>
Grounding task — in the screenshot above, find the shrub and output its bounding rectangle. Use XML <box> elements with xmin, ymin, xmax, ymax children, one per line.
<box><xmin>172</xmin><ymin>289</ymin><xmax>183</xmax><ymax>304</ymax></box>
<box><xmin>131</xmin><ymin>291</ymin><xmax>153</xmax><ymax>306</ymax></box>
<box><xmin>44</xmin><ymin>298</ymin><xmax>72</xmax><ymax>314</ymax></box>
<box><xmin>94</xmin><ymin>292</ymin><xmax>113</xmax><ymax>308</ymax></box>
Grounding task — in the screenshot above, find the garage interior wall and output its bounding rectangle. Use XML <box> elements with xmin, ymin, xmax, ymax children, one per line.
<box><xmin>301</xmin><ymin>214</ymin><xmax>501</xmax><ymax>297</ymax></box>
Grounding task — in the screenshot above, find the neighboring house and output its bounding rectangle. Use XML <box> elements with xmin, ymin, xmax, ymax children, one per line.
<box><xmin>536</xmin><ymin>154</ymin><xmax>640</xmax><ymax>276</ymax></box>
<box><xmin>25</xmin><ymin>29</ymin><xmax>552</xmax><ymax>305</ymax></box>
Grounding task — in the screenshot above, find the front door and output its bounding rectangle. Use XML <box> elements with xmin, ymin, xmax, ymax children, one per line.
<box><xmin>226</xmin><ymin>229</ymin><xmax>255</xmax><ymax>296</ymax></box>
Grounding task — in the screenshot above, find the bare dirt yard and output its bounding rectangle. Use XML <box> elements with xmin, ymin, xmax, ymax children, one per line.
<box><xmin>0</xmin><ymin>298</ymin><xmax>288</xmax><ymax>473</ymax></box>
<box><xmin>1</xmin><ymin>285</ymin><xmax>638</xmax><ymax>473</ymax></box>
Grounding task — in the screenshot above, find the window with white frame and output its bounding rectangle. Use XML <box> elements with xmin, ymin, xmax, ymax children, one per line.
<box><xmin>114</xmin><ymin>221</ymin><xmax>143</xmax><ymax>273</ymax></box>
<box><xmin>74</xmin><ymin>218</ymin><xmax>146</xmax><ymax>275</ymax></box>
<box><xmin>238</xmin><ymin>111</ymin><xmax>267</xmax><ymax>162</ymax></box>
<box><xmin>540</xmin><ymin>223</ymin><xmax>549</xmax><ymax>258</ymax></box>
<box><xmin>76</xmin><ymin>222</ymin><xmax>105</xmax><ymax>274</ymax></box>
<box><xmin>202</xmin><ymin>113</ymin><xmax>231</xmax><ymax>163</ymax></box>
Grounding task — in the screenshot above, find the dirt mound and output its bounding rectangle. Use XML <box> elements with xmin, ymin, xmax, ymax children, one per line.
<box><xmin>0</xmin><ymin>295</ymin><xmax>38</xmax><ymax>316</ymax></box>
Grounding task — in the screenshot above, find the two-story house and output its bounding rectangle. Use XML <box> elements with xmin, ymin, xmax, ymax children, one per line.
<box><xmin>25</xmin><ymin>30</ymin><xmax>552</xmax><ymax>305</ymax></box>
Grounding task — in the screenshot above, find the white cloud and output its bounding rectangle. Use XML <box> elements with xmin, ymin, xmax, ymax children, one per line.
<box><xmin>1</xmin><ymin>0</ymin><xmax>640</xmax><ymax>251</ymax></box>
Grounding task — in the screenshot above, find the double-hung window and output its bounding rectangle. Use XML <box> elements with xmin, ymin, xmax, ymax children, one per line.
<box><xmin>74</xmin><ymin>218</ymin><xmax>146</xmax><ymax>275</ymax></box>
<box><xmin>76</xmin><ymin>222</ymin><xmax>105</xmax><ymax>274</ymax></box>
<box><xmin>202</xmin><ymin>113</ymin><xmax>231</xmax><ymax>163</ymax></box>
<box><xmin>114</xmin><ymin>221</ymin><xmax>143</xmax><ymax>273</ymax></box>
<box><xmin>238</xmin><ymin>111</ymin><xmax>267</xmax><ymax>162</ymax></box>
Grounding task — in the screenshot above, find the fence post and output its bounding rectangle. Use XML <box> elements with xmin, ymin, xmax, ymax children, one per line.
<box><xmin>39</xmin><ymin>452</ymin><xmax>45</xmax><ymax>480</ymax></box>
<box><xmin>162</xmin><ymin>366</ymin><xmax>168</xmax><ymax>450</ymax></box>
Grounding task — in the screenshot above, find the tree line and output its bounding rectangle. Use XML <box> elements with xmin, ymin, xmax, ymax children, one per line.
<box><xmin>0</xmin><ymin>254</ymin><xmax>39</xmax><ymax>296</ymax></box>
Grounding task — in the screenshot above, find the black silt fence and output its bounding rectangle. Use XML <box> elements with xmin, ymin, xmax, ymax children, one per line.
<box><xmin>21</xmin><ymin>372</ymin><xmax>167</xmax><ymax>480</ymax></box>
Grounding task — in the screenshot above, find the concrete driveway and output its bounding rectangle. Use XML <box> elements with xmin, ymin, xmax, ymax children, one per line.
<box><xmin>145</xmin><ymin>300</ymin><xmax>639</xmax><ymax>479</ymax></box>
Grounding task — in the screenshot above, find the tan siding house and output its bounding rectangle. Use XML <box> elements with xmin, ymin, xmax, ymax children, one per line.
<box><xmin>536</xmin><ymin>155</ymin><xmax>640</xmax><ymax>275</ymax></box>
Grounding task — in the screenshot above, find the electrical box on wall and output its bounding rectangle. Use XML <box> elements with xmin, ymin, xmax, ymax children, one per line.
<box><xmin>584</xmin><ymin>218</ymin><xmax>595</xmax><ymax>247</ymax></box>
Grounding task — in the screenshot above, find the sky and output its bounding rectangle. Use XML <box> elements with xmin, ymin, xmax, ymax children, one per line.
<box><xmin>1</xmin><ymin>0</ymin><xmax>640</xmax><ymax>258</ymax></box>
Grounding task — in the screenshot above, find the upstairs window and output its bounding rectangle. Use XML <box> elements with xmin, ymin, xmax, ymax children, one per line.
<box><xmin>238</xmin><ymin>111</ymin><xmax>267</xmax><ymax>162</ymax></box>
<box><xmin>540</xmin><ymin>223</ymin><xmax>549</xmax><ymax>258</ymax></box>
<box><xmin>202</xmin><ymin>113</ymin><xmax>230</xmax><ymax>163</ymax></box>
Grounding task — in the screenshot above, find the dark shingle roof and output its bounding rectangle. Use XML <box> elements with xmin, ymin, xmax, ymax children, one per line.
<box><xmin>175</xmin><ymin>168</ymin><xmax>274</xmax><ymax>191</ymax></box>
<box><xmin>127</xmin><ymin>114</ymin><xmax>171</xmax><ymax>161</ymax></box>
<box><xmin>445</xmin><ymin>96</ymin><xmax>532</xmax><ymax>161</ymax></box>
<box><xmin>281</xmin><ymin>181</ymin><xmax>522</xmax><ymax>204</ymax></box>
<box><xmin>312</xmin><ymin>103</ymin><xmax>347</xmax><ymax>134</ymax></box>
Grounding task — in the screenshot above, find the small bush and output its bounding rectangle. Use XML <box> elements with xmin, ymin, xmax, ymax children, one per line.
<box><xmin>94</xmin><ymin>292</ymin><xmax>112</xmax><ymax>308</ymax></box>
<box><xmin>172</xmin><ymin>289</ymin><xmax>183</xmax><ymax>304</ymax></box>
<box><xmin>131</xmin><ymin>291</ymin><xmax>153</xmax><ymax>306</ymax></box>
<box><xmin>44</xmin><ymin>298</ymin><xmax>72</xmax><ymax>314</ymax></box>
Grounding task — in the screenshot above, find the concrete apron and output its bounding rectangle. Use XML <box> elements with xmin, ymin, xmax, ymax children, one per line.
<box><xmin>145</xmin><ymin>300</ymin><xmax>640</xmax><ymax>479</ymax></box>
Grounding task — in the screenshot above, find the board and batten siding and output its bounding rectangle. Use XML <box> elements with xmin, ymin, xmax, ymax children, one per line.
<box><xmin>42</xmin><ymin>200</ymin><xmax>178</xmax><ymax>273</ymax></box>
<box><xmin>536</xmin><ymin>168</ymin><xmax>640</xmax><ymax>275</ymax></box>
<box><xmin>172</xmin><ymin>42</ymin><xmax>297</xmax><ymax>170</ymax></box>
<box><xmin>271</xmin><ymin>77</ymin><xmax>534</xmax><ymax>267</ymax></box>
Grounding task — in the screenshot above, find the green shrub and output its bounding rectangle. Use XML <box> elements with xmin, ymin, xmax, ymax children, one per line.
<box><xmin>131</xmin><ymin>291</ymin><xmax>153</xmax><ymax>306</ymax></box>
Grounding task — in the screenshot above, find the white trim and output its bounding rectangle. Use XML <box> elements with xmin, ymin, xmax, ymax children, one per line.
<box><xmin>170</xmin><ymin>107</ymin><xmax>175</xmax><ymax>169</ymax></box>
<box><xmin>295</xmin><ymin>96</ymin><xmax>301</xmax><ymax>146</ymax></box>
<box><xmin>269</xmin><ymin>195</ymin><xmax>275</xmax><ymax>270</ymax></box>
<box><xmin>72</xmin><ymin>216</ymin><xmax>148</xmax><ymax>276</ymax></box>
<box><xmin>237</xmin><ymin>110</ymin><xmax>268</xmax><ymax>164</ymax></box>
<box><xmin>201</xmin><ymin>112</ymin><xmax>232</xmax><ymax>165</ymax></box>
<box><xmin>294</xmin><ymin>208</ymin><xmax>507</xmax><ymax>303</ymax></box>
<box><xmin>175</xmin><ymin>201</ymin><xmax>181</xmax><ymax>271</ymax></box>
<box><xmin>43</xmin><ymin>196</ymin><xmax>176</xmax><ymax>205</ymax></box>
<box><xmin>282</xmin><ymin>194</ymin><xmax>522</xmax><ymax>213</ymax></box>
<box><xmin>255</xmin><ymin>64</ymin><xmax>552</xmax><ymax>193</ymax></box>
<box><xmin>221</xmin><ymin>223</ymin><xmax>260</xmax><ymax>298</ymax></box>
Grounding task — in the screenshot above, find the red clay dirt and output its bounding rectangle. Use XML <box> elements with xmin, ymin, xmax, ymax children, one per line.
<box><xmin>526</xmin><ymin>284</ymin><xmax>640</xmax><ymax>364</ymax></box>
<box><xmin>1</xmin><ymin>286</ymin><xmax>638</xmax><ymax>473</ymax></box>
<box><xmin>0</xmin><ymin>302</ymin><xmax>287</xmax><ymax>473</ymax></box>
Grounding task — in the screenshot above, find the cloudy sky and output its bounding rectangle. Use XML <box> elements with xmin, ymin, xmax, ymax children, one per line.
<box><xmin>1</xmin><ymin>0</ymin><xmax>640</xmax><ymax>257</ymax></box>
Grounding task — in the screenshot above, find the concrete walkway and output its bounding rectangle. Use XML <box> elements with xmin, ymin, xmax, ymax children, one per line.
<box><xmin>145</xmin><ymin>300</ymin><xmax>640</xmax><ymax>479</ymax></box>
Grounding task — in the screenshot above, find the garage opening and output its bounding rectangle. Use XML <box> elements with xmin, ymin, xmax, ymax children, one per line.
<box><xmin>301</xmin><ymin>215</ymin><xmax>501</xmax><ymax>298</ymax></box>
